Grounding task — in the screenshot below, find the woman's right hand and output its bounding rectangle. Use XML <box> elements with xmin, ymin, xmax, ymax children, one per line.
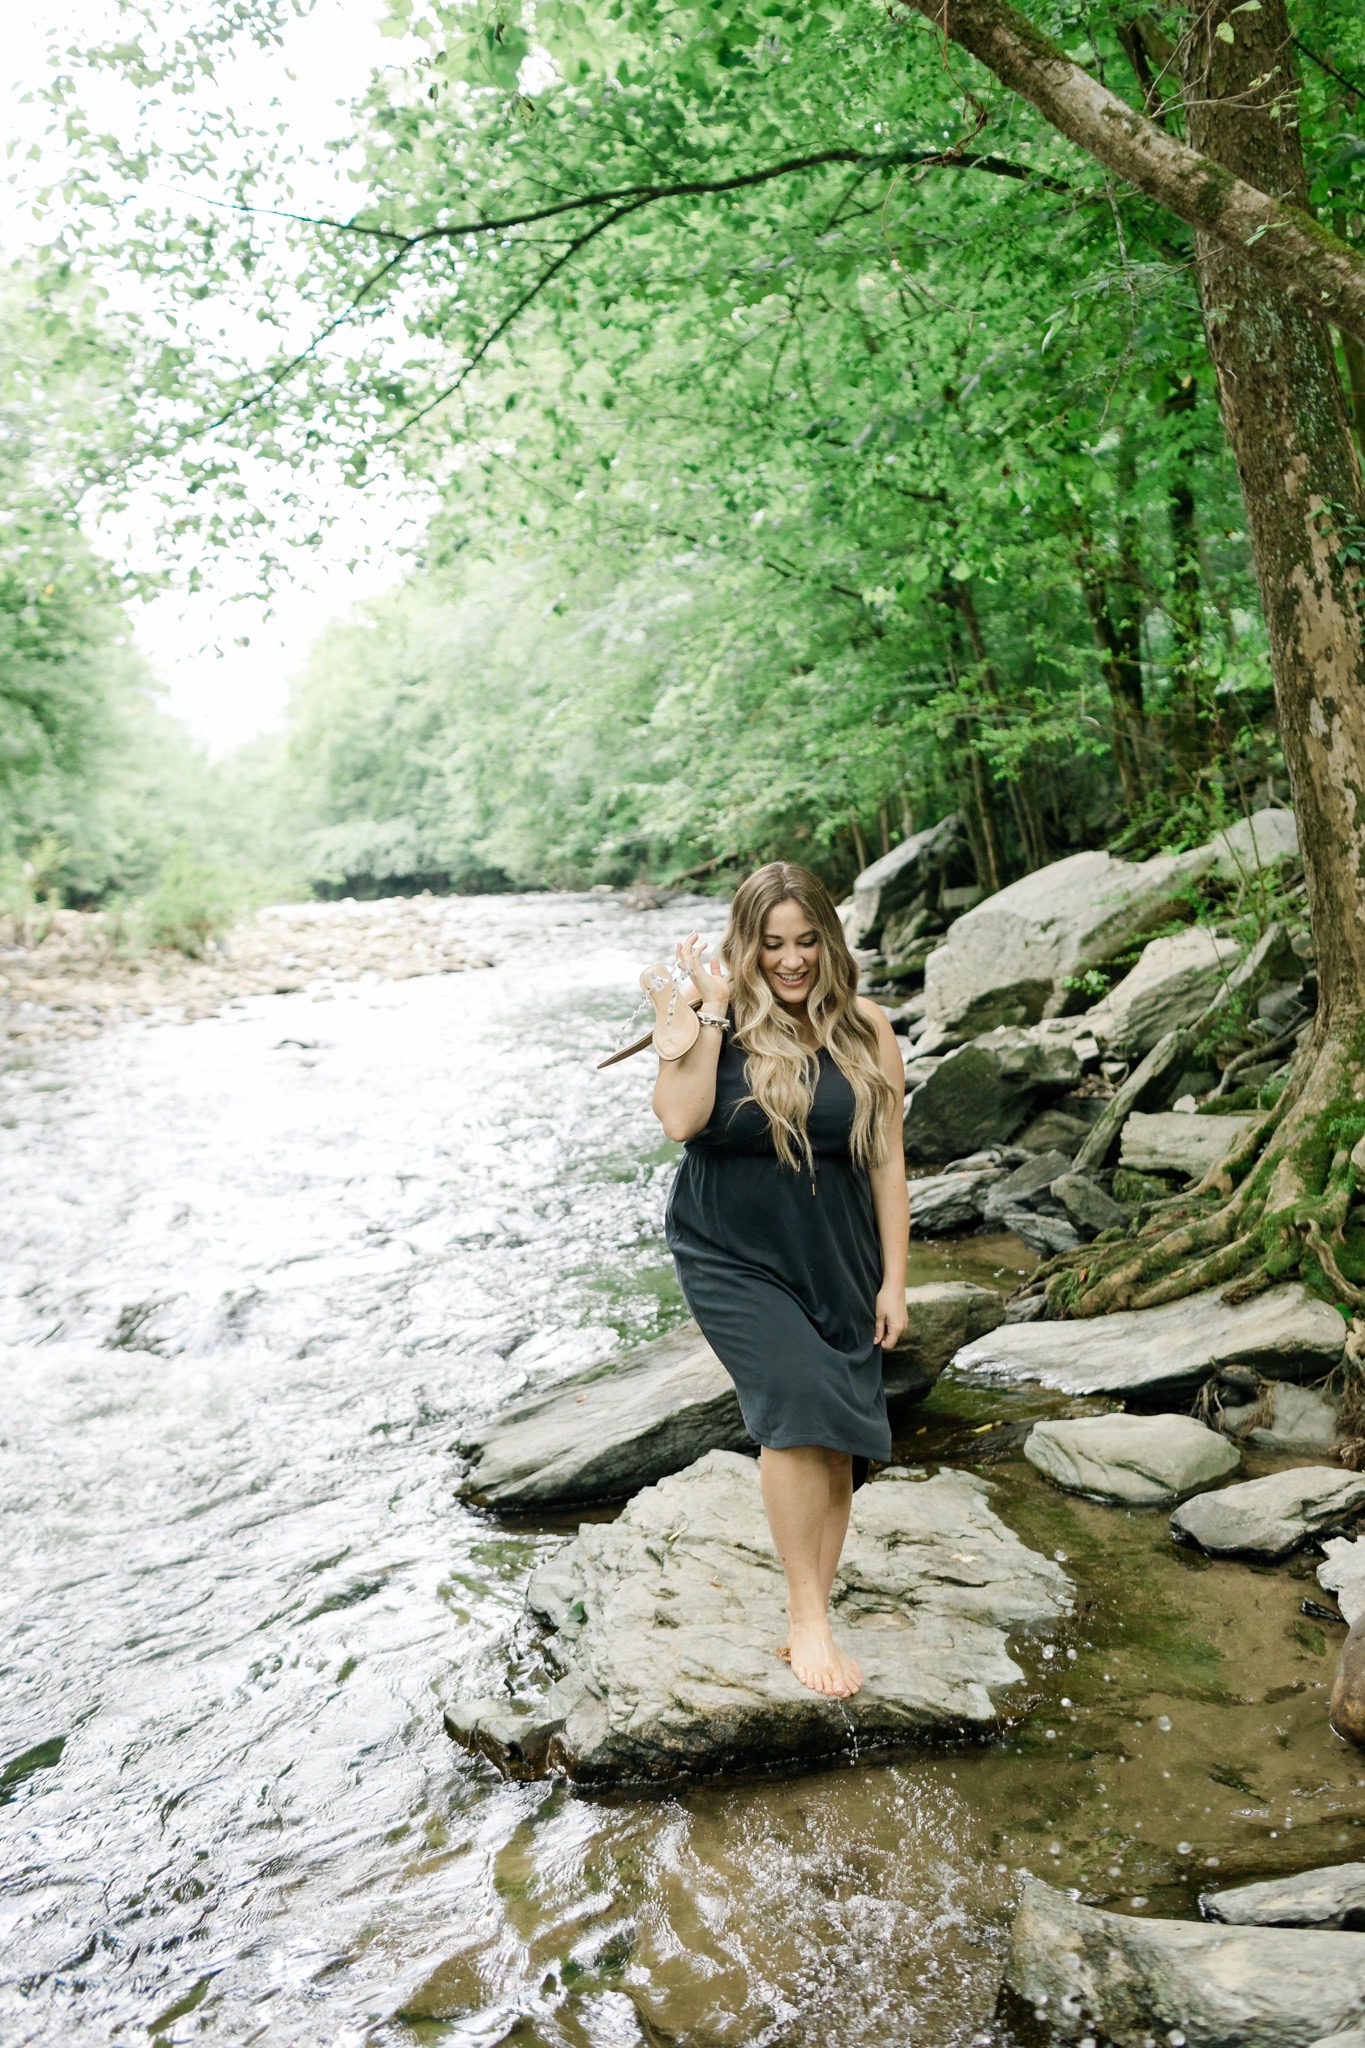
<box><xmin>677</xmin><ymin>933</ymin><xmax>730</xmax><ymax>1014</ymax></box>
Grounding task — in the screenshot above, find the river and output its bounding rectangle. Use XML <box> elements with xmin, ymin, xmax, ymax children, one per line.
<box><xmin>2</xmin><ymin>892</ymin><xmax>1360</xmax><ymax>2047</ymax></box>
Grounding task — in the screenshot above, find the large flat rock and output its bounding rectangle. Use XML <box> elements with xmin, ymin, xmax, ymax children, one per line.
<box><xmin>1086</xmin><ymin>926</ymin><xmax>1243</xmax><ymax>1057</ymax></box>
<box><xmin>1202</xmin><ymin>1861</ymin><xmax>1365</xmax><ymax>1929</ymax></box>
<box><xmin>953</xmin><ymin>1283</ymin><xmax>1345</xmax><ymax>1403</ymax></box>
<box><xmin>1119</xmin><ymin>1109</ymin><xmax>1257</xmax><ymax>1178</ymax></box>
<box><xmin>1172</xmin><ymin>1466</ymin><xmax>1365</xmax><ymax>1561</ymax></box>
<box><xmin>906</xmin><ymin>1165</ymin><xmax>1004</xmax><ymax>1233</ymax></box>
<box><xmin>460</xmin><ymin>1300</ymin><xmax>959</xmax><ymax>1513</ymax></box>
<box><xmin>1005</xmin><ymin>1879</ymin><xmax>1365</xmax><ymax>2048</ymax></box>
<box><xmin>922</xmin><ymin>847</ymin><xmax>1211</xmax><ymax>1035</ymax></box>
<box><xmin>458</xmin><ymin>1323</ymin><xmax>753</xmax><ymax>1511</ymax></box>
<box><xmin>1025</xmin><ymin>1413</ymin><xmax>1240</xmax><ymax>1506</ymax></box>
<box><xmin>843</xmin><ymin>812</ymin><xmax>963</xmax><ymax>948</ymax></box>
<box><xmin>894</xmin><ymin>1281</ymin><xmax>1004</xmax><ymax>1397</ymax></box>
<box><xmin>448</xmin><ymin>1451</ymin><xmax>1072</xmax><ymax>1785</ymax></box>
<box><xmin>1320</xmin><ymin>1536</ymin><xmax>1365</xmax><ymax>1625</ymax></box>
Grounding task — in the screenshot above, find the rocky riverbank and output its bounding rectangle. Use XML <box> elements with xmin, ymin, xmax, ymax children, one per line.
<box><xmin>0</xmin><ymin>895</ymin><xmax>486</xmax><ymax>1047</ymax></box>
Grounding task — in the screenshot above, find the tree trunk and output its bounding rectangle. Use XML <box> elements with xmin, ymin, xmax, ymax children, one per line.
<box><xmin>1040</xmin><ymin>0</ymin><xmax>1365</xmax><ymax>1319</ymax></box>
<box><xmin>1186</xmin><ymin>0</ymin><xmax>1365</xmax><ymax>1036</ymax></box>
<box><xmin>1075</xmin><ymin>478</ymin><xmax>1147</xmax><ymax>813</ymax></box>
<box><xmin>898</xmin><ymin>0</ymin><xmax>1365</xmax><ymax>343</ymax></box>
<box><xmin>1162</xmin><ymin>378</ymin><xmax>1214</xmax><ymax>791</ymax></box>
<box><xmin>949</xmin><ymin>579</ymin><xmax>1050</xmax><ymax>869</ymax></box>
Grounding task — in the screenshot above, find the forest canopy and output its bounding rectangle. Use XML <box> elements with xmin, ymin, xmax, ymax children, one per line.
<box><xmin>10</xmin><ymin>0</ymin><xmax>1365</xmax><ymax>899</ymax></box>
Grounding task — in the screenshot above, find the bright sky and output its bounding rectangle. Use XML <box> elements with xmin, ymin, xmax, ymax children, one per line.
<box><xmin>2</xmin><ymin>1</ymin><xmax>412</xmax><ymax>755</ymax></box>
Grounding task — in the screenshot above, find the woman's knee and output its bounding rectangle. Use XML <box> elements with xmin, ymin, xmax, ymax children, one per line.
<box><xmin>826</xmin><ymin>1449</ymin><xmax>854</xmax><ymax>1492</ymax></box>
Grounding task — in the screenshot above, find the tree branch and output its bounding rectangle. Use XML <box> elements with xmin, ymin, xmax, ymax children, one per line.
<box><xmin>212</xmin><ymin>144</ymin><xmax>1072</xmax><ymax>247</ymax></box>
<box><xmin>895</xmin><ymin>0</ymin><xmax>1365</xmax><ymax>345</ymax></box>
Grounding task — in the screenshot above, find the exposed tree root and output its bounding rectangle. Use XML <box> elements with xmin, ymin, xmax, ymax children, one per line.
<box><xmin>1039</xmin><ymin>1014</ymin><xmax>1365</xmax><ymax>1319</ymax></box>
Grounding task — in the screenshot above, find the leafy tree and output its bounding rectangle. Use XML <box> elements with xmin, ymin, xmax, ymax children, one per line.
<box><xmin>36</xmin><ymin>0</ymin><xmax>1365</xmax><ymax>1307</ymax></box>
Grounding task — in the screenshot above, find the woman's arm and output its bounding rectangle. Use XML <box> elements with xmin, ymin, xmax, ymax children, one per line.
<box><xmin>860</xmin><ymin>999</ymin><xmax>909</xmax><ymax>1350</ymax></box>
<box><xmin>651</xmin><ymin>937</ymin><xmax>731</xmax><ymax>1141</ymax></box>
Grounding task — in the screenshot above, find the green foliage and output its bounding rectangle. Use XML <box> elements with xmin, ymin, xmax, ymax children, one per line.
<box><xmin>120</xmin><ymin>846</ymin><xmax>242</xmax><ymax>957</ymax></box>
<box><xmin>22</xmin><ymin>0</ymin><xmax>1365</xmax><ymax>892</ymax></box>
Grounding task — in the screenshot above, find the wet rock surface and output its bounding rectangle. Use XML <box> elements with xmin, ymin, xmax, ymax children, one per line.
<box><xmin>1220</xmin><ymin>1380</ymin><xmax>1339</xmax><ymax>1453</ymax></box>
<box><xmin>953</xmin><ymin>1282</ymin><xmax>1345</xmax><ymax>1401</ymax></box>
<box><xmin>1004</xmin><ymin>1878</ymin><xmax>1365</xmax><ymax>2048</ymax></box>
<box><xmin>460</xmin><ymin>1285</ymin><xmax>974</xmax><ymax>1512</ymax></box>
<box><xmin>891</xmin><ymin>1281</ymin><xmax>1004</xmax><ymax>1404</ymax></box>
<box><xmin>457</xmin><ymin>1323</ymin><xmax>753</xmax><ymax>1510</ymax></box>
<box><xmin>1024</xmin><ymin>1412</ymin><xmax>1240</xmax><ymax>1506</ymax></box>
<box><xmin>1201</xmin><ymin>1860</ymin><xmax>1365</xmax><ymax>1929</ymax></box>
<box><xmin>1172</xmin><ymin>1466</ymin><xmax>1365</xmax><ymax>1560</ymax></box>
<box><xmin>447</xmin><ymin>1451</ymin><xmax>1072</xmax><ymax>1784</ymax></box>
<box><xmin>1320</xmin><ymin>1536</ymin><xmax>1365</xmax><ymax>1623</ymax></box>
<box><xmin>1119</xmin><ymin>1108</ymin><xmax>1258</xmax><ymax>1179</ymax></box>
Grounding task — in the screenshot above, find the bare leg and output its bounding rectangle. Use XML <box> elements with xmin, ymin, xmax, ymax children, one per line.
<box><xmin>760</xmin><ymin>1445</ymin><xmax>860</xmax><ymax>1698</ymax></box>
<box><xmin>819</xmin><ymin>1453</ymin><xmax>862</xmax><ymax>1690</ymax></box>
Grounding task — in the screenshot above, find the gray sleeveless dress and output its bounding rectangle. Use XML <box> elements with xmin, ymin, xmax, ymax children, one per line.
<box><xmin>665</xmin><ymin>1033</ymin><xmax>890</xmax><ymax>1484</ymax></box>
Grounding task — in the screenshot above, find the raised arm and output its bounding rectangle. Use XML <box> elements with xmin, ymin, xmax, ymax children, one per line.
<box><xmin>861</xmin><ymin>999</ymin><xmax>909</xmax><ymax>1350</ymax></box>
<box><xmin>651</xmin><ymin>936</ymin><xmax>731</xmax><ymax>1142</ymax></box>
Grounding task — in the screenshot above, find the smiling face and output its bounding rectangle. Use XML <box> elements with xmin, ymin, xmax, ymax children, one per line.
<box><xmin>759</xmin><ymin>897</ymin><xmax>821</xmax><ymax>1010</ymax></box>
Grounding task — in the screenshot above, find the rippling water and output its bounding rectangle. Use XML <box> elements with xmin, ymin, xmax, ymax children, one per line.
<box><xmin>3</xmin><ymin>894</ymin><xmax>1361</xmax><ymax>2047</ymax></box>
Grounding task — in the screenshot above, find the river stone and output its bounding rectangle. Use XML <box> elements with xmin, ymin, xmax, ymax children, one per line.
<box><xmin>895</xmin><ymin>1281</ymin><xmax>1004</xmax><ymax>1383</ymax></box>
<box><xmin>1024</xmin><ymin>1413</ymin><xmax>1240</xmax><ymax>1506</ymax></box>
<box><xmin>1004</xmin><ymin>1878</ymin><xmax>1365</xmax><ymax>2048</ymax></box>
<box><xmin>1172</xmin><ymin>1466</ymin><xmax>1365</xmax><ymax>1561</ymax></box>
<box><xmin>971</xmin><ymin>1022</ymin><xmax>1087</xmax><ymax>1089</ymax></box>
<box><xmin>981</xmin><ymin>1150</ymin><xmax>1073</xmax><ymax>1227</ymax></box>
<box><xmin>1200</xmin><ymin>919</ymin><xmax>1303</xmax><ymax>1033</ymax></box>
<box><xmin>442</xmin><ymin>1693</ymin><xmax>568</xmax><ymax>1777</ymax></box>
<box><xmin>1051</xmin><ymin>1170</ymin><xmax>1127</xmax><ymax>1238</ymax></box>
<box><xmin>902</xmin><ymin>1042</ymin><xmax>1036</xmax><ymax>1164</ymax></box>
<box><xmin>1318</xmin><ymin>1536</ymin><xmax>1365</xmax><ymax>1625</ymax></box>
<box><xmin>458</xmin><ymin>1322</ymin><xmax>753</xmax><ymax>1510</ymax></box>
<box><xmin>843</xmin><ymin>812</ymin><xmax>964</xmax><ymax>948</ymax></box>
<box><xmin>1210</xmin><ymin>806</ymin><xmax>1300</xmax><ymax>881</ymax></box>
<box><xmin>1073</xmin><ymin>1027</ymin><xmax>1193</xmax><ymax>1172</ymax></box>
<box><xmin>922</xmin><ymin>847</ymin><xmax>1212</xmax><ymax>1035</ymax></box>
<box><xmin>1201</xmin><ymin>1862</ymin><xmax>1365</xmax><ymax>1929</ymax></box>
<box><xmin>1307</xmin><ymin>2034</ymin><xmax>1365</xmax><ymax>2048</ymax></box>
<box><xmin>1119</xmin><ymin>1109</ymin><xmax>1257</xmax><ymax>1178</ymax></box>
<box><xmin>906</xmin><ymin>1165</ymin><xmax>1005</xmax><ymax>1234</ymax></box>
<box><xmin>467</xmin><ymin>1452</ymin><xmax>1073</xmax><ymax>1785</ymax></box>
<box><xmin>1220</xmin><ymin>1380</ymin><xmax>1339</xmax><ymax>1453</ymax></box>
<box><xmin>1015</xmin><ymin>1108</ymin><xmax>1093</xmax><ymax>1157</ymax></box>
<box><xmin>1085</xmin><ymin>926</ymin><xmax>1243</xmax><ymax>1056</ymax></box>
<box><xmin>999</xmin><ymin>1208</ymin><xmax>1083</xmax><ymax>1258</ymax></box>
<box><xmin>953</xmin><ymin>1282</ymin><xmax>1345</xmax><ymax>1402</ymax></box>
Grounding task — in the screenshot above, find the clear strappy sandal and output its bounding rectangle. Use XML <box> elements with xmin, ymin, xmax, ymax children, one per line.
<box><xmin>640</xmin><ymin>961</ymin><xmax>700</xmax><ymax>1062</ymax></box>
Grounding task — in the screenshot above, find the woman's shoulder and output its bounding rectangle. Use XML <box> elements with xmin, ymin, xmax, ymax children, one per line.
<box><xmin>855</xmin><ymin>995</ymin><xmax>896</xmax><ymax>1037</ymax></box>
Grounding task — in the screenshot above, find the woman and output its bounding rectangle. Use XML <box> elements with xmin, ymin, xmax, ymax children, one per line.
<box><xmin>648</xmin><ymin>862</ymin><xmax>908</xmax><ymax>1701</ymax></box>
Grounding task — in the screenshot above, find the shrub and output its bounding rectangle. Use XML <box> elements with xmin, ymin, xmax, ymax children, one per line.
<box><xmin>131</xmin><ymin>847</ymin><xmax>241</xmax><ymax>957</ymax></box>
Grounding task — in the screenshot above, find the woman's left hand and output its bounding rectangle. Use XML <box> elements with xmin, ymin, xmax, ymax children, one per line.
<box><xmin>874</xmin><ymin>1282</ymin><xmax>907</xmax><ymax>1351</ymax></box>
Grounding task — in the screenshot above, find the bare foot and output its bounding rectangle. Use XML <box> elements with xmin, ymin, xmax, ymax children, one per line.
<box><xmin>834</xmin><ymin>1643</ymin><xmax>864</xmax><ymax>1695</ymax></box>
<box><xmin>786</xmin><ymin>1617</ymin><xmax>856</xmax><ymax>1698</ymax></box>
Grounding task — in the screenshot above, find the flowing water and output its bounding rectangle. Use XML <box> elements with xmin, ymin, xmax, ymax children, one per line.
<box><xmin>2</xmin><ymin>892</ymin><xmax>1363</xmax><ymax>2048</ymax></box>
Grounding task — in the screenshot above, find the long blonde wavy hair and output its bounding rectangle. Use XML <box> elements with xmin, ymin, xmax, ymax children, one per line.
<box><xmin>722</xmin><ymin>862</ymin><xmax>896</xmax><ymax>1171</ymax></box>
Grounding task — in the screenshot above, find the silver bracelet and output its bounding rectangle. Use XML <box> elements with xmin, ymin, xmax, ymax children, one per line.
<box><xmin>697</xmin><ymin>1011</ymin><xmax>729</xmax><ymax>1029</ymax></box>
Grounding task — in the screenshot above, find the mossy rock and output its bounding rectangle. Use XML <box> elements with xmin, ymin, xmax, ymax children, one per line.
<box><xmin>1112</xmin><ymin>1166</ymin><xmax>1177</xmax><ymax>1206</ymax></box>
